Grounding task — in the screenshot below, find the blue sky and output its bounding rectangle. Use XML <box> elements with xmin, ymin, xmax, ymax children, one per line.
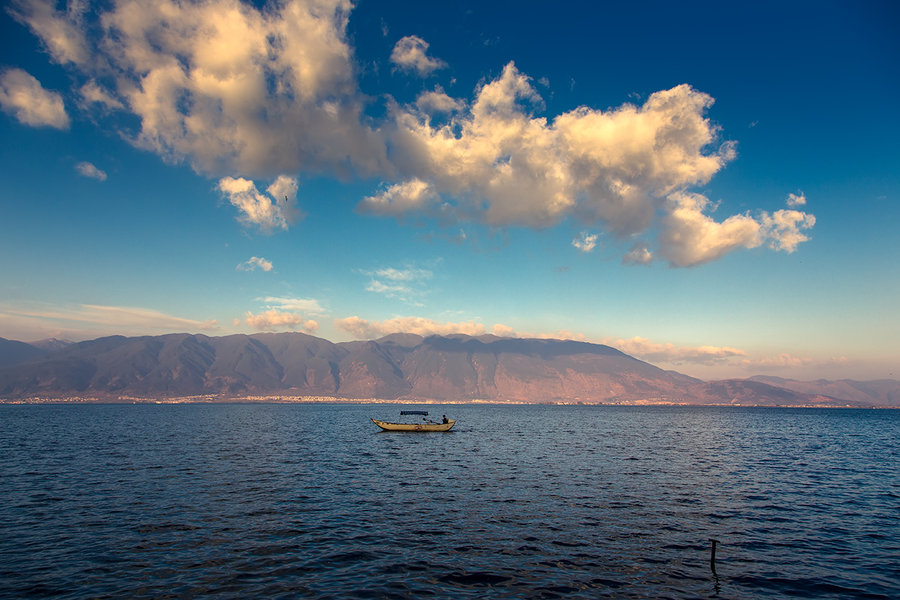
<box><xmin>1</xmin><ymin>0</ymin><xmax>898</xmax><ymax>380</ymax></box>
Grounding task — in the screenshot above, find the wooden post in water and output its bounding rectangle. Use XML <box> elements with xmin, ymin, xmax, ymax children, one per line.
<box><xmin>709</xmin><ymin>538</ymin><xmax>719</xmax><ymax>576</ymax></box>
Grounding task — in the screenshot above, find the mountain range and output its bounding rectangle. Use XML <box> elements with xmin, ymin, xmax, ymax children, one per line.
<box><xmin>0</xmin><ymin>333</ymin><xmax>897</xmax><ymax>407</ymax></box>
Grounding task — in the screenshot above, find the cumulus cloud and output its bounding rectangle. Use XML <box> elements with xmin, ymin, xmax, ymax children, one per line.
<box><xmin>242</xmin><ymin>309</ymin><xmax>318</xmax><ymax>333</ymax></box>
<box><xmin>572</xmin><ymin>232</ymin><xmax>599</xmax><ymax>253</ymax></box>
<box><xmin>384</xmin><ymin>65</ymin><xmax>736</xmax><ymax>232</ymax></box>
<box><xmin>335</xmin><ymin>315</ymin><xmax>488</xmax><ymax>339</ymax></box>
<box><xmin>761</xmin><ymin>209</ymin><xmax>816</xmax><ymax>252</ymax></box>
<box><xmin>14</xmin><ymin>0</ymin><xmax>386</xmax><ymax>178</ymax></box>
<box><xmin>238</xmin><ymin>295</ymin><xmax>324</xmax><ymax>332</ymax></box>
<box><xmin>217</xmin><ymin>175</ymin><xmax>301</xmax><ymax>232</ymax></box>
<box><xmin>236</xmin><ymin>256</ymin><xmax>273</xmax><ymax>272</ymax></box>
<box><xmin>79</xmin><ymin>80</ymin><xmax>124</xmax><ymax>110</ymax></box>
<box><xmin>415</xmin><ymin>87</ymin><xmax>465</xmax><ymax>115</ymax></box>
<box><xmin>491</xmin><ymin>323</ymin><xmax>518</xmax><ymax>337</ymax></box>
<box><xmin>0</xmin><ymin>68</ymin><xmax>69</xmax><ymax>129</ymax></box>
<box><xmin>75</xmin><ymin>161</ymin><xmax>107</xmax><ymax>181</ymax></box>
<box><xmin>390</xmin><ymin>35</ymin><xmax>446</xmax><ymax>76</ymax></box>
<box><xmin>359</xmin><ymin>179</ymin><xmax>438</xmax><ymax>216</ymax></box>
<box><xmin>658</xmin><ymin>192</ymin><xmax>762</xmax><ymax>267</ymax></box>
<box><xmin>786</xmin><ymin>192</ymin><xmax>806</xmax><ymax>207</ymax></box>
<box><xmin>658</xmin><ymin>191</ymin><xmax>815</xmax><ymax>266</ymax></box>
<box><xmin>622</xmin><ymin>242</ymin><xmax>653</xmax><ymax>265</ymax></box>
<box><xmin>375</xmin><ymin>63</ymin><xmax>815</xmax><ymax>265</ymax></box>
<box><xmin>266</xmin><ymin>175</ymin><xmax>299</xmax><ymax>207</ymax></box>
<box><xmin>10</xmin><ymin>0</ymin><xmax>814</xmax><ymax>268</ymax></box>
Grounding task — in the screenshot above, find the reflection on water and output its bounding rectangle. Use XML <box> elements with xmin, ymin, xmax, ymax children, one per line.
<box><xmin>0</xmin><ymin>404</ymin><xmax>897</xmax><ymax>598</ymax></box>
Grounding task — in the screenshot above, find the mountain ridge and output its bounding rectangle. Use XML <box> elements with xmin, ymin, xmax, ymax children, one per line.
<box><xmin>0</xmin><ymin>333</ymin><xmax>896</xmax><ymax>406</ymax></box>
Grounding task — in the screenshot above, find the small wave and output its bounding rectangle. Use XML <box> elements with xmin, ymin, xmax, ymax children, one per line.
<box><xmin>439</xmin><ymin>570</ymin><xmax>513</xmax><ymax>586</ymax></box>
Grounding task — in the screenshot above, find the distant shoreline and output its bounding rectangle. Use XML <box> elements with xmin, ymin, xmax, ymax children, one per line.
<box><xmin>1</xmin><ymin>396</ymin><xmax>893</xmax><ymax>409</ymax></box>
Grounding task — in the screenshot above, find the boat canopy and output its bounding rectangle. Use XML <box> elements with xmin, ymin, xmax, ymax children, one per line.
<box><xmin>400</xmin><ymin>410</ymin><xmax>428</xmax><ymax>415</ymax></box>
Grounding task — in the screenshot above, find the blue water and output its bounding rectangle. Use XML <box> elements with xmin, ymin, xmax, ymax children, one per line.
<box><xmin>0</xmin><ymin>404</ymin><xmax>897</xmax><ymax>599</ymax></box>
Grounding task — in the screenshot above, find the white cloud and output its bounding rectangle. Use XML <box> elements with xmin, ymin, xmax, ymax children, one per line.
<box><xmin>9</xmin><ymin>0</ymin><xmax>89</xmax><ymax>66</ymax></box>
<box><xmin>761</xmin><ymin>209</ymin><xmax>816</xmax><ymax>252</ymax></box>
<box><xmin>11</xmin><ymin>1</ymin><xmax>814</xmax><ymax>268</ymax></box>
<box><xmin>16</xmin><ymin>0</ymin><xmax>386</xmax><ymax>178</ymax></box>
<box><xmin>0</xmin><ymin>68</ymin><xmax>69</xmax><ymax>129</ymax></box>
<box><xmin>335</xmin><ymin>315</ymin><xmax>488</xmax><ymax>339</ymax></box>
<box><xmin>607</xmin><ymin>335</ymin><xmax>747</xmax><ymax>365</ymax></box>
<box><xmin>376</xmin><ymin>63</ymin><xmax>813</xmax><ymax>266</ymax></box>
<box><xmin>363</xmin><ymin>265</ymin><xmax>433</xmax><ymax>302</ymax></box>
<box><xmin>390</xmin><ymin>35</ymin><xmax>446</xmax><ymax>76</ymax></box>
<box><xmin>572</xmin><ymin>232</ymin><xmax>599</xmax><ymax>253</ymax></box>
<box><xmin>742</xmin><ymin>353</ymin><xmax>813</xmax><ymax>369</ymax></box>
<box><xmin>658</xmin><ymin>191</ymin><xmax>762</xmax><ymax>267</ymax></box>
<box><xmin>415</xmin><ymin>87</ymin><xmax>465</xmax><ymax>114</ymax></box>
<box><xmin>658</xmin><ymin>191</ymin><xmax>816</xmax><ymax>266</ymax></box>
<box><xmin>1</xmin><ymin>302</ymin><xmax>219</xmax><ymax>335</ymax></box>
<box><xmin>786</xmin><ymin>191</ymin><xmax>806</xmax><ymax>207</ymax></box>
<box><xmin>491</xmin><ymin>323</ymin><xmax>518</xmax><ymax>337</ymax></box>
<box><xmin>261</xmin><ymin>296</ymin><xmax>327</xmax><ymax>315</ymax></box>
<box><xmin>238</xmin><ymin>296</ymin><xmax>325</xmax><ymax>332</ymax></box>
<box><xmin>374</xmin><ymin>267</ymin><xmax>433</xmax><ymax>282</ymax></box>
<box><xmin>366</xmin><ymin>280</ymin><xmax>412</xmax><ymax>297</ymax></box>
<box><xmin>75</xmin><ymin>161</ymin><xmax>107</xmax><ymax>181</ymax></box>
<box><xmin>217</xmin><ymin>176</ymin><xmax>301</xmax><ymax>232</ymax></box>
<box><xmin>384</xmin><ymin>64</ymin><xmax>738</xmax><ymax>235</ymax></box>
<box><xmin>738</xmin><ymin>353</ymin><xmax>848</xmax><ymax>371</ymax></box>
<box><xmin>266</xmin><ymin>175</ymin><xmax>299</xmax><ymax>207</ymax></box>
<box><xmin>237</xmin><ymin>256</ymin><xmax>273</xmax><ymax>272</ymax></box>
<box><xmin>79</xmin><ymin>80</ymin><xmax>124</xmax><ymax>110</ymax></box>
<box><xmin>242</xmin><ymin>309</ymin><xmax>318</xmax><ymax>333</ymax></box>
<box><xmin>81</xmin><ymin>305</ymin><xmax>218</xmax><ymax>331</ymax></box>
<box><xmin>483</xmin><ymin>325</ymin><xmax>588</xmax><ymax>342</ymax></box>
<box><xmin>622</xmin><ymin>242</ymin><xmax>653</xmax><ymax>265</ymax></box>
<box><xmin>359</xmin><ymin>179</ymin><xmax>438</xmax><ymax>216</ymax></box>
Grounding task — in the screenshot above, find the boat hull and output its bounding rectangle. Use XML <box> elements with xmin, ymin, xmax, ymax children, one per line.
<box><xmin>372</xmin><ymin>418</ymin><xmax>456</xmax><ymax>432</ymax></box>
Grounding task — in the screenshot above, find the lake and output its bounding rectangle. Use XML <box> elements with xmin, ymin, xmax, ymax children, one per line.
<box><xmin>1</xmin><ymin>403</ymin><xmax>897</xmax><ymax>598</ymax></box>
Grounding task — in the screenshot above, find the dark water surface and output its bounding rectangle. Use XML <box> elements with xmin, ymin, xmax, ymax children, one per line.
<box><xmin>1</xmin><ymin>404</ymin><xmax>897</xmax><ymax>599</ymax></box>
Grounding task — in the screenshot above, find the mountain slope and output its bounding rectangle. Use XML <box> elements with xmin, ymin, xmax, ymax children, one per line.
<box><xmin>0</xmin><ymin>332</ymin><xmax>696</xmax><ymax>401</ymax></box>
<box><xmin>0</xmin><ymin>332</ymin><xmax>895</xmax><ymax>406</ymax></box>
<box><xmin>750</xmin><ymin>376</ymin><xmax>900</xmax><ymax>408</ymax></box>
<box><xmin>393</xmin><ymin>335</ymin><xmax>701</xmax><ymax>401</ymax></box>
<box><xmin>0</xmin><ymin>338</ymin><xmax>47</xmax><ymax>368</ymax></box>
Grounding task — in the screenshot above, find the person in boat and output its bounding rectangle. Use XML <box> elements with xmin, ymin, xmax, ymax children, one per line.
<box><xmin>442</xmin><ymin>415</ymin><xmax>448</xmax><ymax>424</ymax></box>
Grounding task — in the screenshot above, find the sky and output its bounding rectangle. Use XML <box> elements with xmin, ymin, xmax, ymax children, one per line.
<box><xmin>0</xmin><ymin>0</ymin><xmax>898</xmax><ymax>381</ymax></box>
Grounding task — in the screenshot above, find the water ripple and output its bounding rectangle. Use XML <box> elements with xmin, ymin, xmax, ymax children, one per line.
<box><xmin>1</xmin><ymin>404</ymin><xmax>898</xmax><ymax>599</ymax></box>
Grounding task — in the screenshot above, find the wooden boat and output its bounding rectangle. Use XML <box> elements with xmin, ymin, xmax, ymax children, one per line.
<box><xmin>372</xmin><ymin>411</ymin><xmax>456</xmax><ymax>431</ymax></box>
<box><xmin>371</xmin><ymin>418</ymin><xmax>456</xmax><ymax>432</ymax></box>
